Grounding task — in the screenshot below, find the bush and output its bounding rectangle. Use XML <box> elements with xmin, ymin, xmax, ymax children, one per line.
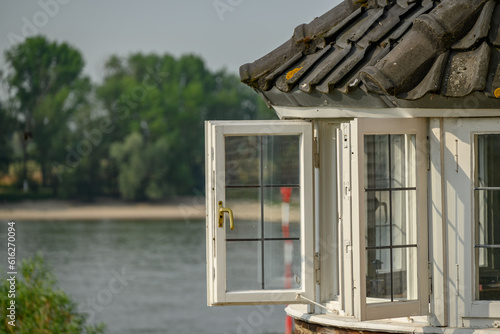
<box><xmin>0</xmin><ymin>254</ymin><xmax>105</xmax><ymax>334</ymax></box>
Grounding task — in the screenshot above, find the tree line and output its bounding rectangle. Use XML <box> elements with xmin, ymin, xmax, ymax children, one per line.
<box><xmin>0</xmin><ymin>36</ymin><xmax>272</xmax><ymax>201</ymax></box>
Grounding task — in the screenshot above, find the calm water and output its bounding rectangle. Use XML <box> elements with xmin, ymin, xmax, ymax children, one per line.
<box><xmin>0</xmin><ymin>220</ymin><xmax>287</xmax><ymax>334</ymax></box>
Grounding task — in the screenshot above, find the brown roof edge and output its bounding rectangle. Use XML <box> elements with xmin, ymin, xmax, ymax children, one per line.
<box><xmin>240</xmin><ymin>0</ymin><xmax>363</xmax><ymax>88</ymax></box>
<box><xmin>360</xmin><ymin>0</ymin><xmax>488</xmax><ymax>95</ymax></box>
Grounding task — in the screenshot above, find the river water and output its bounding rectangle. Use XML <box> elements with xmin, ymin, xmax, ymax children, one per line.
<box><xmin>0</xmin><ymin>220</ymin><xmax>286</xmax><ymax>334</ymax></box>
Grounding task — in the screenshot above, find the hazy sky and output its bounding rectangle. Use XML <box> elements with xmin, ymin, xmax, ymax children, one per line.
<box><xmin>0</xmin><ymin>0</ymin><xmax>341</xmax><ymax>83</ymax></box>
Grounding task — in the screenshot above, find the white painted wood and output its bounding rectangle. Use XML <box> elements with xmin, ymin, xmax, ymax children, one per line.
<box><xmin>340</xmin><ymin>122</ymin><xmax>355</xmax><ymax>317</ymax></box>
<box><xmin>318</xmin><ymin>122</ymin><xmax>340</xmax><ymax>304</ymax></box>
<box><xmin>428</xmin><ymin>118</ymin><xmax>448</xmax><ymax>326</ymax></box>
<box><xmin>274</xmin><ymin>106</ymin><xmax>500</xmax><ymax>120</ymax></box>
<box><xmin>205</xmin><ymin>121</ymin><xmax>214</xmax><ymax>306</ymax></box>
<box><xmin>206</xmin><ymin>120</ymin><xmax>315</xmax><ymax>305</ymax></box>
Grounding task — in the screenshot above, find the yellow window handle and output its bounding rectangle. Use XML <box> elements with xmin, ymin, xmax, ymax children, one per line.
<box><xmin>218</xmin><ymin>201</ymin><xmax>234</xmax><ymax>230</ymax></box>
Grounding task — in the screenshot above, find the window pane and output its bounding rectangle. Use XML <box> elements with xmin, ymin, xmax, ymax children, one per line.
<box><xmin>477</xmin><ymin>134</ymin><xmax>500</xmax><ymax>187</ymax></box>
<box><xmin>366</xmin><ymin>248</ymin><xmax>391</xmax><ymax>300</ymax></box>
<box><xmin>225</xmin><ymin>136</ymin><xmax>260</xmax><ymax>186</ymax></box>
<box><xmin>366</xmin><ymin>191</ymin><xmax>390</xmax><ymax>248</ymax></box>
<box><xmin>391</xmin><ymin>134</ymin><xmax>416</xmax><ymax>188</ymax></box>
<box><xmin>392</xmin><ymin>190</ymin><xmax>417</xmax><ymax>246</ymax></box>
<box><xmin>364</xmin><ymin>133</ymin><xmax>418</xmax><ymax>304</ymax></box>
<box><xmin>224</xmin><ymin>133</ymin><xmax>303</xmax><ymax>292</ymax></box>
<box><xmin>392</xmin><ymin>247</ymin><xmax>418</xmax><ymax>301</ymax></box>
<box><xmin>264</xmin><ymin>240</ymin><xmax>301</xmax><ymax>290</ymax></box>
<box><xmin>366</xmin><ymin>247</ymin><xmax>418</xmax><ymax>302</ymax></box>
<box><xmin>226</xmin><ymin>188</ymin><xmax>260</xmax><ymax>239</ymax></box>
<box><xmin>263</xmin><ymin>135</ymin><xmax>300</xmax><ymax>186</ymax></box>
<box><xmin>475</xmin><ymin>133</ymin><xmax>500</xmax><ymax>300</ymax></box>
<box><xmin>264</xmin><ymin>187</ymin><xmax>300</xmax><ymax>239</ymax></box>
<box><xmin>475</xmin><ymin>189</ymin><xmax>500</xmax><ymax>300</ymax></box>
<box><xmin>365</xmin><ymin>135</ymin><xmax>390</xmax><ymax>189</ymax></box>
<box><xmin>227</xmin><ymin>241</ymin><xmax>261</xmax><ymax>291</ymax></box>
<box><xmin>477</xmin><ymin>248</ymin><xmax>500</xmax><ymax>300</ymax></box>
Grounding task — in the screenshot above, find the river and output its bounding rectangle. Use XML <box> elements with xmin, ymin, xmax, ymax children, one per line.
<box><xmin>0</xmin><ymin>220</ymin><xmax>287</xmax><ymax>334</ymax></box>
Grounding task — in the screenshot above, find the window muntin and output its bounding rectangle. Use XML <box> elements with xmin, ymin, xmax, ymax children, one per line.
<box><xmin>225</xmin><ymin>135</ymin><xmax>301</xmax><ymax>291</ymax></box>
<box><xmin>475</xmin><ymin>134</ymin><xmax>500</xmax><ymax>301</ymax></box>
<box><xmin>364</xmin><ymin>134</ymin><xmax>418</xmax><ymax>303</ymax></box>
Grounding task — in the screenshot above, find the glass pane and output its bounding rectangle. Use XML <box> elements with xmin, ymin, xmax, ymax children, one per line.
<box><xmin>264</xmin><ymin>187</ymin><xmax>300</xmax><ymax>239</ymax></box>
<box><xmin>477</xmin><ymin>134</ymin><xmax>500</xmax><ymax>187</ymax></box>
<box><xmin>392</xmin><ymin>190</ymin><xmax>417</xmax><ymax>246</ymax></box>
<box><xmin>477</xmin><ymin>248</ymin><xmax>500</xmax><ymax>300</ymax></box>
<box><xmin>225</xmin><ymin>136</ymin><xmax>260</xmax><ymax>186</ymax></box>
<box><xmin>366</xmin><ymin>247</ymin><xmax>418</xmax><ymax>302</ymax></box>
<box><xmin>475</xmin><ymin>190</ymin><xmax>500</xmax><ymax>246</ymax></box>
<box><xmin>391</xmin><ymin>134</ymin><xmax>416</xmax><ymax>188</ymax></box>
<box><xmin>227</xmin><ymin>241</ymin><xmax>261</xmax><ymax>291</ymax></box>
<box><xmin>263</xmin><ymin>135</ymin><xmax>300</xmax><ymax>186</ymax></box>
<box><xmin>264</xmin><ymin>240</ymin><xmax>301</xmax><ymax>290</ymax></box>
<box><xmin>366</xmin><ymin>248</ymin><xmax>391</xmax><ymax>300</ymax></box>
<box><xmin>226</xmin><ymin>188</ymin><xmax>260</xmax><ymax>239</ymax></box>
<box><xmin>393</xmin><ymin>247</ymin><xmax>418</xmax><ymax>301</ymax></box>
<box><xmin>365</xmin><ymin>135</ymin><xmax>390</xmax><ymax>189</ymax></box>
<box><xmin>366</xmin><ymin>191</ymin><xmax>390</xmax><ymax>248</ymax></box>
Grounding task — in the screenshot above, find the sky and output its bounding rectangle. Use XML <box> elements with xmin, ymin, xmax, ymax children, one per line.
<box><xmin>0</xmin><ymin>0</ymin><xmax>341</xmax><ymax>84</ymax></box>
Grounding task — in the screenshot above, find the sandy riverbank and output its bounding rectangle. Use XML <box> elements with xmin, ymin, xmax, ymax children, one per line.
<box><xmin>0</xmin><ymin>198</ymin><xmax>301</xmax><ymax>223</ymax></box>
<box><xmin>0</xmin><ymin>198</ymin><xmax>207</xmax><ymax>221</ymax></box>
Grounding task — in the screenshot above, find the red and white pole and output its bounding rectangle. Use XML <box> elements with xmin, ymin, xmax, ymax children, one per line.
<box><xmin>280</xmin><ymin>187</ymin><xmax>293</xmax><ymax>334</ymax></box>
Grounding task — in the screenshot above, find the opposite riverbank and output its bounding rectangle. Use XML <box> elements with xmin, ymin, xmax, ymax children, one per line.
<box><xmin>0</xmin><ymin>198</ymin><xmax>206</xmax><ymax>221</ymax></box>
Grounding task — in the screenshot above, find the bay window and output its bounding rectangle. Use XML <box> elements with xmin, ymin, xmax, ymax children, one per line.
<box><xmin>206</xmin><ymin>118</ymin><xmax>429</xmax><ymax>320</ymax></box>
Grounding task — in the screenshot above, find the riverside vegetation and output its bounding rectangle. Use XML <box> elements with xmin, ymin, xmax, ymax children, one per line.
<box><xmin>0</xmin><ymin>35</ymin><xmax>272</xmax><ymax>202</ymax></box>
<box><xmin>0</xmin><ymin>254</ymin><xmax>106</xmax><ymax>333</ymax></box>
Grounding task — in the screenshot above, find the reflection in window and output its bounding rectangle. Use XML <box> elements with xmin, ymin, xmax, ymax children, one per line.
<box><xmin>475</xmin><ymin>134</ymin><xmax>500</xmax><ymax>300</ymax></box>
<box><xmin>364</xmin><ymin>134</ymin><xmax>418</xmax><ymax>302</ymax></box>
<box><xmin>224</xmin><ymin>136</ymin><xmax>301</xmax><ymax>291</ymax></box>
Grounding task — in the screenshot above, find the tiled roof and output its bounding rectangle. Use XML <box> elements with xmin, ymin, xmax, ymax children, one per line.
<box><xmin>240</xmin><ymin>0</ymin><xmax>500</xmax><ymax>109</ymax></box>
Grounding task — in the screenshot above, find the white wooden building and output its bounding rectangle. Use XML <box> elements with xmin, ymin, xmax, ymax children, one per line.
<box><xmin>205</xmin><ymin>0</ymin><xmax>500</xmax><ymax>332</ymax></box>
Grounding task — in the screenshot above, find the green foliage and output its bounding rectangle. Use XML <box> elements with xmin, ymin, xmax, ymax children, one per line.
<box><xmin>98</xmin><ymin>52</ymin><xmax>271</xmax><ymax>200</ymax></box>
<box><xmin>0</xmin><ymin>35</ymin><xmax>274</xmax><ymax>201</ymax></box>
<box><xmin>0</xmin><ymin>103</ymin><xmax>14</xmax><ymax>174</ymax></box>
<box><xmin>0</xmin><ymin>254</ymin><xmax>105</xmax><ymax>334</ymax></box>
<box><xmin>3</xmin><ymin>36</ymin><xmax>90</xmax><ymax>192</ymax></box>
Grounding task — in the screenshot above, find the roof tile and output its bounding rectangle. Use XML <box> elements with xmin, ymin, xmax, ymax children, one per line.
<box><xmin>452</xmin><ymin>0</ymin><xmax>496</xmax><ymax>50</ymax></box>
<box><xmin>442</xmin><ymin>42</ymin><xmax>491</xmax><ymax>97</ymax></box>
<box><xmin>405</xmin><ymin>51</ymin><xmax>449</xmax><ymax>100</ymax></box>
<box><xmin>489</xmin><ymin>4</ymin><xmax>500</xmax><ymax>47</ymax></box>
<box><xmin>299</xmin><ymin>44</ymin><xmax>352</xmax><ymax>93</ymax></box>
<box><xmin>485</xmin><ymin>47</ymin><xmax>500</xmax><ymax>97</ymax></box>
<box><xmin>240</xmin><ymin>0</ymin><xmax>500</xmax><ymax>107</ymax></box>
<box><xmin>336</xmin><ymin>8</ymin><xmax>384</xmax><ymax>48</ymax></box>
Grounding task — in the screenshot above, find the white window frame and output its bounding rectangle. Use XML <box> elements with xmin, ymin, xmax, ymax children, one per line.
<box><xmin>350</xmin><ymin>118</ymin><xmax>429</xmax><ymax>321</ymax></box>
<box><xmin>449</xmin><ymin>118</ymin><xmax>500</xmax><ymax>323</ymax></box>
<box><xmin>205</xmin><ymin>120</ymin><xmax>315</xmax><ymax>306</ymax></box>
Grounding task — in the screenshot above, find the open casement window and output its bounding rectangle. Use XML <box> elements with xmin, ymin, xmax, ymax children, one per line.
<box><xmin>350</xmin><ymin>118</ymin><xmax>428</xmax><ymax>321</ymax></box>
<box><xmin>206</xmin><ymin>121</ymin><xmax>314</xmax><ymax>306</ymax></box>
<box><xmin>449</xmin><ymin>118</ymin><xmax>500</xmax><ymax>320</ymax></box>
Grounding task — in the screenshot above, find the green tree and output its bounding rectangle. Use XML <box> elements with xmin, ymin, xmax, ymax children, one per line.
<box><xmin>3</xmin><ymin>36</ymin><xmax>88</xmax><ymax>191</ymax></box>
<box><xmin>0</xmin><ymin>102</ymin><xmax>14</xmax><ymax>175</ymax></box>
<box><xmin>98</xmin><ymin>52</ymin><xmax>271</xmax><ymax>200</ymax></box>
<box><xmin>0</xmin><ymin>254</ymin><xmax>105</xmax><ymax>333</ymax></box>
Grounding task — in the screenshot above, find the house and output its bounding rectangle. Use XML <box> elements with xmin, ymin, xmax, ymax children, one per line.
<box><xmin>205</xmin><ymin>0</ymin><xmax>500</xmax><ymax>332</ymax></box>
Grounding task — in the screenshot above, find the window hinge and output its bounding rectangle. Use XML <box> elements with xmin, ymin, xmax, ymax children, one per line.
<box><xmin>428</xmin><ymin>262</ymin><xmax>432</xmax><ymax>294</ymax></box>
<box><xmin>314</xmin><ymin>252</ymin><xmax>321</xmax><ymax>285</ymax></box>
<box><xmin>313</xmin><ymin>137</ymin><xmax>320</xmax><ymax>169</ymax></box>
<box><xmin>427</xmin><ymin>153</ymin><xmax>431</xmax><ymax>171</ymax></box>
